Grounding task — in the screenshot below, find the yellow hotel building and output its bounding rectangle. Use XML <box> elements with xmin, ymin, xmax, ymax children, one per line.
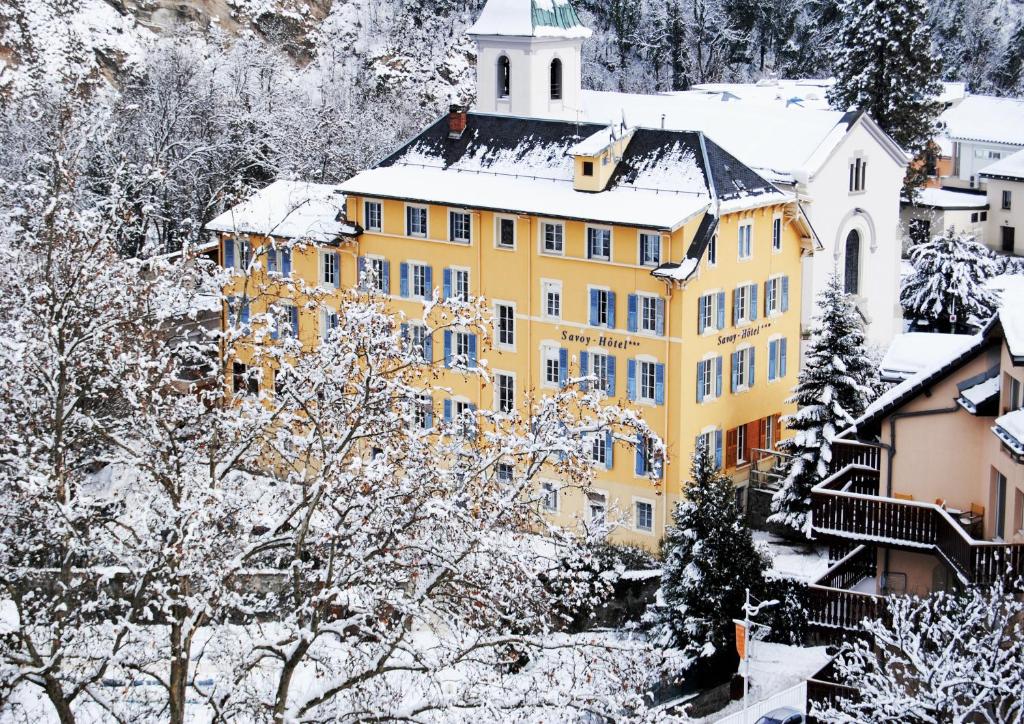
<box><xmin>206</xmin><ymin>0</ymin><xmax>818</xmax><ymax>542</ymax></box>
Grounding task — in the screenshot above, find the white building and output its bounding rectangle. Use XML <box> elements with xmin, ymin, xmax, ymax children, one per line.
<box><xmin>979</xmin><ymin>149</ymin><xmax>1024</xmax><ymax>257</ymax></box>
<box><xmin>938</xmin><ymin>94</ymin><xmax>1024</xmax><ymax>190</ymax></box>
<box><xmin>467</xmin><ymin>10</ymin><xmax>908</xmax><ymax>347</ymax></box>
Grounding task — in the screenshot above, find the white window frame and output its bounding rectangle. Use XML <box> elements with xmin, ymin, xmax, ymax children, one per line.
<box><xmin>590</xmin><ymin>350</ymin><xmax>612</xmax><ymax>394</ymax></box>
<box><xmin>494</xmin><ymin>301</ymin><xmax>516</xmax><ymax>351</ymax></box>
<box><xmin>699</xmin><ymin>292</ymin><xmax>715</xmax><ymax>334</ymax></box>
<box><xmin>707</xmin><ymin>233</ymin><xmax>718</xmax><ymax>266</ymax></box>
<box><xmin>735</xmin><ymin>345</ymin><xmax>753</xmax><ymax>392</ymax></box>
<box><xmin>540</xmin><ymin>220</ymin><xmax>565</xmax><ymax>255</ymax></box>
<box><xmin>697</xmin><ymin>426</ymin><xmax>718</xmax><ymax>458</ymax></box>
<box><xmin>414</xmin><ymin>391</ymin><xmax>432</xmax><ymax>430</ymax></box>
<box><xmin>542</xmin><ymin>279</ymin><xmax>562</xmax><ymax>321</ymax></box>
<box><xmin>589</xmin><ymin>432</ymin><xmax>607</xmax><ymax>467</ymax></box>
<box><xmin>320</xmin><ymin>306</ymin><xmax>339</xmax><ymax>338</ymax></box>
<box><xmin>699</xmin><ymin>352</ymin><xmax>717</xmax><ymax>401</ymax></box>
<box><xmin>494</xmin><ymin>370</ymin><xmax>515</xmax><ymax>413</ymax></box>
<box><xmin>453</xmin><ymin>330</ymin><xmax>472</xmax><ymax>362</ymax></box>
<box><xmin>409</xmin><ymin>261</ymin><xmax>430</xmax><ymax>300</ymax></box>
<box><xmin>633</xmin><ymin>498</ymin><xmax>654</xmax><ymax>533</ymax></box>
<box><xmin>766</xmin><ymin>276</ymin><xmax>781</xmax><ymax>316</ymax></box>
<box><xmin>586</xmin><ymin>225</ymin><xmax>612</xmax><ymax>261</ymax></box>
<box><xmin>590</xmin><ymin>286</ymin><xmax>614</xmax><ymax>328</ymax></box>
<box><xmin>738</xmin><ymin>222</ymin><xmax>753</xmax><ymax>260</ymax></box>
<box><xmin>495</xmin><ymin>215</ymin><xmax>517</xmax><ymax>250</ymax></box>
<box><xmin>448</xmin><ymin>208</ymin><xmax>472</xmax><ymax>244</ymax></box>
<box><xmin>450</xmin><ymin>266</ymin><xmax>470</xmax><ymax>302</ymax></box>
<box><xmin>772</xmin><ymin>215</ymin><xmax>782</xmax><ymax>253</ymax></box>
<box><xmin>587</xmin><ymin>490</ymin><xmax>607</xmax><ymax>524</ymax></box>
<box><xmin>639</xmin><ymin>231</ymin><xmax>661</xmax><ymax>267</ymax></box>
<box><xmin>767</xmin><ymin>335</ymin><xmax>786</xmax><ymax>382</ymax></box>
<box><xmin>763</xmin><ymin>414</ymin><xmax>776</xmax><ymax>451</ymax></box>
<box><xmin>405</xmin><ymin>203</ymin><xmax>429</xmax><ymax>238</ymax></box>
<box><xmin>320</xmin><ymin>250</ymin><xmax>339</xmax><ymax>287</ymax></box>
<box><xmin>541</xmin><ymin>481</ymin><xmax>559</xmax><ymax>512</ymax></box>
<box><xmin>736</xmin><ymin>424</ymin><xmax>748</xmax><ymax>465</ymax></box>
<box><xmin>408</xmin><ymin>322</ymin><xmax>429</xmax><ymax>362</ymax></box>
<box><xmin>637</xmin><ymin>356</ymin><xmax>658</xmax><ymax>404</ymax></box>
<box><xmin>849</xmin><ymin>155</ymin><xmax>867</xmax><ymax>193</ymax></box>
<box><xmin>638</xmin><ymin>293</ymin><xmax>660</xmax><ymax>335</ymax></box>
<box><xmin>735</xmin><ymin>284</ymin><xmax>749</xmax><ymax>324</ymax></box>
<box><xmin>364</xmin><ymin>199</ymin><xmax>383</xmax><ymax>232</ymax></box>
<box><xmin>541</xmin><ymin>344</ymin><xmax>561</xmax><ymax>388</ymax></box>
<box><xmin>365</xmin><ymin>255</ymin><xmax>388</xmax><ymax>293</ymax></box>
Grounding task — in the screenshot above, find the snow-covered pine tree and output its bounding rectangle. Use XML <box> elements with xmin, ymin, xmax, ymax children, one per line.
<box><xmin>769</xmin><ymin>272</ymin><xmax>878</xmax><ymax>532</ymax></box>
<box><xmin>646</xmin><ymin>448</ymin><xmax>768</xmax><ymax>685</ymax></box>
<box><xmin>813</xmin><ymin>580</ymin><xmax>1024</xmax><ymax>723</ymax></box>
<box><xmin>826</xmin><ymin>0</ymin><xmax>942</xmax><ymax>195</ymax></box>
<box><xmin>900</xmin><ymin>228</ymin><xmax>1001</xmax><ymax>333</ymax></box>
<box><xmin>992</xmin><ymin>19</ymin><xmax>1024</xmax><ymax>96</ymax></box>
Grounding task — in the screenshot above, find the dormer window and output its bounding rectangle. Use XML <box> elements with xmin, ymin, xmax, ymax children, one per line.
<box><xmin>550</xmin><ymin>58</ymin><xmax>563</xmax><ymax>100</ymax></box>
<box><xmin>498</xmin><ymin>56</ymin><xmax>511</xmax><ymax>98</ymax></box>
<box><xmin>582</xmin><ymin>161</ymin><xmax>594</xmax><ymax>177</ymax></box>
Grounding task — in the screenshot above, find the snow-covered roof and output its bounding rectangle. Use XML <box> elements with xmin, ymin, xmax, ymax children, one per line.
<box><xmin>206</xmin><ymin>180</ymin><xmax>355</xmax><ymax>242</ymax></box>
<box><xmin>988</xmin><ymin>274</ymin><xmax>1024</xmax><ymax>360</ymax></box>
<box><xmin>690</xmin><ymin>79</ymin><xmax>835</xmax><ymax>111</ymax></box>
<box><xmin>939</xmin><ymin>94</ymin><xmax>1024</xmax><ymax>146</ymax></box>
<box><xmin>879</xmin><ymin>332</ymin><xmax>975</xmax><ymax>382</ymax></box>
<box><xmin>341</xmin><ymin>112</ymin><xmax>785</xmax><ymax>231</ymax></box>
<box><xmin>979</xmin><ymin>148</ymin><xmax>1024</xmax><ymax>182</ymax></box>
<box><xmin>993</xmin><ymin>410</ymin><xmax>1024</xmax><ymax>455</ymax></box>
<box><xmin>568</xmin><ymin>125</ymin><xmax>619</xmax><ymax>155</ymax></box>
<box><xmin>467</xmin><ymin>0</ymin><xmax>592</xmax><ymax>39</ymax></box>
<box><xmin>957</xmin><ymin>374</ymin><xmax>1000</xmax><ymax>414</ymax></box>
<box><xmin>906</xmin><ymin>187</ymin><xmax>989</xmax><ymax>210</ymax></box>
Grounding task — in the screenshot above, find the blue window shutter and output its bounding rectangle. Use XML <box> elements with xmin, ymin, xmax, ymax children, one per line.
<box><xmin>443</xmin><ymin>330</ymin><xmax>452</xmax><ymax>367</ymax></box>
<box><xmin>607</xmin><ymin>291</ymin><xmax>616</xmax><ymax>328</ymax></box>
<box><xmin>358</xmin><ymin>256</ymin><xmax>366</xmax><ymax>287</ymax></box>
<box><xmin>423</xmin><ymin>332</ymin><xmax>433</xmax><ymax>363</ymax></box>
<box><xmin>780</xmin><ymin>338</ymin><xmax>788</xmax><ymax>378</ymax></box>
<box><xmin>406</xmin><ymin>206</ymin><xmax>413</xmax><ymax>235</ymax></box>
<box><xmin>764</xmin><ymin>280</ymin><xmax>770</xmax><ymax>317</ymax></box>
<box><xmin>558</xmin><ymin>347</ymin><xmax>568</xmax><ymax>387</ymax></box>
<box><xmin>224</xmin><ymin>239</ymin><xmax>235</xmax><ymax>269</ymax></box>
<box><xmin>627</xmin><ymin>359</ymin><xmax>637</xmax><ymax>401</ymax></box>
<box><xmin>733</xmin><ymin>288</ymin><xmax>740</xmax><ymax>325</ymax></box>
<box><xmin>697</xmin><ymin>296</ymin><xmax>706</xmax><ymax>334</ymax></box>
<box><xmin>716</xmin><ymin>291</ymin><xmax>726</xmax><ymax>329</ymax></box>
<box><xmin>282</xmin><ymin>248</ymin><xmax>292</xmax><ymax>278</ymax></box>
<box><xmin>443</xmin><ymin>268</ymin><xmax>452</xmax><ymax>299</ymax></box>
<box><xmin>655</xmin><ymin>363</ymin><xmax>665</xmax><ymax>405</ymax></box>
<box><xmin>400</xmin><ymin>323</ymin><xmax>409</xmax><ymax>342</ymax></box>
<box><xmin>605</xmin><ymin>430</ymin><xmax>614</xmax><ymax>470</ymax></box>
<box><xmin>781</xmin><ymin>276</ymin><xmax>789</xmax><ymax>312</ymax></box>
<box><xmin>606</xmin><ymin>355</ymin><xmax>616</xmax><ymax>397</ymax></box>
<box><xmin>769</xmin><ymin>340</ymin><xmax>778</xmax><ymax>381</ymax></box>
<box><xmin>242</xmin><ymin>241</ymin><xmax>252</xmax><ymax>269</ymax></box>
<box><xmin>267</xmin><ymin>247</ymin><xmax>278</xmax><ymax>274</ymax></box>
<box><xmin>382</xmin><ymin>260</ymin><xmax>390</xmax><ymax>293</ymax></box>
<box><xmin>749</xmin><ymin>284</ymin><xmax>758</xmax><ymax>321</ymax></box>
<box><xmin>714</xmin><ymin>429</ymin><xmax>723</xmax><ymax>470</ymax></box>
<box><xmin>289</xmin><ymin>306</ymin><xmax>299</xmax><ymax>337</ymax></box>
<box><xmin>589</xmin><ymin>289</ymin><xmax>599</xmax><ymax>326</ymax></box>
<box><xmin>580</xmin><ymin>351</ymin><xmax>590</xmax><ymax>392</ymax></box>
<box><xmin>715</xmin><ymin>355</ymin><xmax>723</xmax><ymax>397</ymax></box>
<box><xmin>627</xmin><ymin>294</ymin><xmax>638</xmax><ymax>333</ymax></box>
<box><xmin>399</xmin><ymin>263</ymin><xmax>409</xmax><ymax>298</ymax></box>
<box><xmin>656</xmin><ymin>298</ymin><xmax>665</xmax><ymax>336</ymax></box>
<box><xmin>696</xmin><ymin>361</ymin><xmax>705</xmax><ymax>403</ymax></box>
<box><xmin>271</xmin><ymin>310</ymin><xmax>279</xmax><ymax>340</ymax></box>
<box><xmin>748</xmin><ymin>347</ymin><xmax>756</xmax><ymax>387</ymax></box>
<box><xmin>443</xmin><ymin>399</ymin><xmax>452</xmax><ymax>423</ymax></box>
<box><xmin>634</xmin><ymin>435</ymin><xmax>645</xmax><ymax>476</ymax></box>
<box><xmin>425</xmin><ymin>398</ymin><xmax>434</xmax><ymax>429</ymax></box>
<box><xmin>468</xmin><ymin>334</ymin><xmax>478</xmax><ymax>368</ymax></box>
<box><xmin>731</xmin><ymin>352</ymin><xmax>739</xmax><ymax>393</ymax></box>
<box><xmin>424</xmin><ymin>266</ymin><xmax>433</xmax><ymax>297</ymax></box>
<box><xmin>332</xmin><ymin>252</ymin><xmax>341</xmax><ymax>288</ymax></box>
<box><xmin>240</xmin><ymin>299</ymin><xmax>250</xmax><ymax>325</ymax></box>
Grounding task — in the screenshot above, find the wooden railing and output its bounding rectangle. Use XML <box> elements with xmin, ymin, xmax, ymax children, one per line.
<box><xmin>816</xmin><ymin>544</ymin><xmax>876</xmax><ymax>590</ymax></box>
<box><xmin>828</xmin><ymin>439</ymin><xmax>882</xmax><ymax>474</ymax></box>
<box><xmin>806</xmin><ymin>661</ymin><xmax>860</xmax><ymax>723</ymax></box>
<box><xmin>807</xmin><ymin>544</ymin><xmax>883</xmax><ymax>631</ymax></box>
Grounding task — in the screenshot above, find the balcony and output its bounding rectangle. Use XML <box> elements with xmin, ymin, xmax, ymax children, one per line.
<box><xmin>807</xmin><ymin>544</ymin><xmax>884</xmax><ymax>631</ymax></box>
<box><xmin>809</xmin><ymin>441</ymin><xmax>1024</xmax><ymax>587</ymax></box>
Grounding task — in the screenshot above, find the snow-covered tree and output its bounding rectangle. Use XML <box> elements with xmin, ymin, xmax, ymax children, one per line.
<box><xmin>826</xmin><ymin>0</ymin><xmax>942</xmax><ymax>194</ymax></box>
<box><xmin>645</xmin><ymin>448</ymin><xmax>768</xmax><ymax>686</ymax></box>
<box><xmin>900</xmin><ymin>229</ymin><xmax>1001</xmax><ymax>334</ymax></box>
<box><xmin>813</xmin><ymin>580</ymin><xmax>1024</xmax><ymax>724</ymax></box>
<box><xmin>769</xmin><ymin>273</ymin><xmax>878</xmax><ymax>532</ymax></box>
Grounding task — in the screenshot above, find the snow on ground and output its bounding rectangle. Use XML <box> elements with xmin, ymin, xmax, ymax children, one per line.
<box><xmin>689</xmin><ymin>642</ymin><xmax>830</xmax><ymax>724</ymax></box>
<box><xmin>754</xmin><ymin>531</ymin><xmax>830</xmax><ymax>584</ymax></box>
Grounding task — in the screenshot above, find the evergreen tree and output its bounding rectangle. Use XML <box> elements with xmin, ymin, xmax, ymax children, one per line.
<box><xmin>645</xmin><ymin>448</ymin><xmax>768</xmax><ymax>685</ymax></box>
<box><xmin>826</xmin><ymin>0</ymin><xmax>942</xmax><ymax>195</ymax></box>
<box><xmin>992</xmin><ymin>19</ymin><xmax>1024</xmax><ymax>96</ymax></box>
<box><xmin>900</xmin><ymin>229</ymin><xmax>1001</xmax><ymax>334</ymax></box>
<box><xmin>769</xmin><ymin>273</ymin><xmax>878</xmax><ymax>532</ymax></box>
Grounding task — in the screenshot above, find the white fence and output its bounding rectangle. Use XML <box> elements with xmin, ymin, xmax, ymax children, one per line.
<box><xmin>713</xmin><ymin>681</ymin><xmax>807</xmax><ymax>724</ymax></box>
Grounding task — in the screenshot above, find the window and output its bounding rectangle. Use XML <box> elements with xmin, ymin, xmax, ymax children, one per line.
<box><xmin>542</xmin><ymin>280</ymin><xmax>562</xmax><ymax>319</ymax></box>
<box><xmin>550</xmin><ymin>58</ymin><xmax>563</xmax><ymax>100</ymax></box>
<box><xmin>849</xmin><ymin>157</ymin><xmax>866</xmax><ymax>192</ymax></box>
<box><xmin>971</xmin><ymin>212</ymin><xmax>980</xmax><ymax>223</ymax></box>
<box><xmin>404</xmin><ymin>262</ymin><xmax>431</xmax><ymax>299</ymax></box>
<box><xmin>232</xmin><ymin>362</ymin><xmax>258</xmax><ymax>396</ymax></box>
<box><xmin>1003</xmin><ymin>190</ymin><xmax>1013</xmax><ymax>210</ymax></box>
<box><xmin>360</xmin><ymin>256</ymin><xmax>389</xmax><ymax>293</ymax></box>
<box><xmin>639</xmin><ymin>232</ymin><xmax>661</xmax><ymax>266</ymax></box>
<box><xmin>697</xmin><ymin>291</ymin><xmax>725</xmax><ymax>333</ymax></box>
<box><xmin>497</xmin><ymin>463</ymin><xmax>513</xmax><ymax>482</ymax></box>
<box><xmin>707</xmin><ymin>233</ymin><xmax>717</xmax><ymax>265</ymax></box>
<box><xmin>738</xmin><ymin>223</ymin><xmax>752</xmax><ymax>259</ymax></box>
<box><xmin>495</xmin><ymin>303</ymin><xmax>515</xmax><ymax>348</ymax></box>
<box><xmin>498</xmin><ymin>55</ymin><xmax>510</xmax><ymax>98</ymax></box>
<box><xmin>736</xmin><ymin>424</ymin><xmax>748</xmax><ymax>466</ymax></box>
<box><xmin>451</xmin><ymin>399</ymin><xmax>476</xmax><ymax>438</ymax></box>
<box><xmin>909</xmin><ymin>218</ymin><xmax>930</xmax><ymax>245</ymax></box>
<box><xmin>995</xmin><ymin>470</ymin><xmax>1007</xmax><ymax>539</ymax></box>
<box><xmin>981</xmin><ymin>211</ymin><xmax>988</xmax><ymax>221</ymax></box>
<box><xmin>582</xmin><ymin>351</ymin><xmax>615</xmax><ymax>396</ymax></box>
<box><xmin>590</xmin><ymin>432</ymin><xmax>608</xmax><ymax>466</ymax></box>
<box><xmin>321</xmin><ymin>308</ymin><xmax>339</xmax><ymax>338</ymax></box>
<box><xmin>696</xmin><ymin>429</ymin><xmax>723</xmax><ymax>470</ymax></box>
<box><xmin>639</xmin><ymin>360</ymin><xmax>656</xmax><ymax>403</ymax></box>
<box><xmin>542</xmin><ymin>346</ymin><xmax>566</xmax><ymax>387</ymax></box>
<box><xmin>272</xmin><ymin>304</ymin><xmax>299</xmax><ymax>340</ymax></box>
<box><xmin>629</xmin><ymin>358</ymin><xmax>665</xmax><ymax>405</ymax></box>
<box><xmin>767</xmin><ymin>338</ymin><xmax>788</xmax><ymax>382</ymax></box>
<box><xmin>764</xmin><ymin>276</ymin><xmax>789</xmax><ymax>316</ymax></box>
<box><xmin>403</xmin><ymin>323</ymin><xmax>432</xmax><ymax>363</ymax></box>
<box><xmin>321</xmin><ymin>251</ymin><xmax>339</xmax><ymax>288</ymax></box>
<box><xmin>497</xmin><ymin>217</ymin><xmax>516</xmax><ymax>249</ymax></box>
<box><xmin>772</xmin><ymin>216</ymin><xmax>782</xmax><ymax>252</ymax></box>
<box><xmin>542</xmin><ymin>482</ymin><xmax>559</xmax><ymax>511</ymax></box>
<box><xmin>587</xmin><ymin>227</ymin><xmax>611</xmax><ymax>261</ymax></box>
<box><xmin>844</xmin><ymin>230</ymin><xmax>861</xmax><ymax>294</ymax></box>
<box><xmin>696</xmin><ymin>356</ymin><xmax>722</xmax><ymax>402</ymax></box>
<box><xmin>587</xmin><ymin>491</ymin><xmax>606</xmax><ymax>523</ymax></box>
<box><xmin>1006</xmin><ymin>375</ymin><xmax>1022</xmax><ymax>413</ymax></box>
<box><xmin>542</xmin><ymin>222</ymin><xmax>564</xmax><ymax>254</ymax></box>
<box><xmin>443</xmin><ymin>268</ymin><xmax>470</xmax><ymax>301</ymax></box>
<box><xmin>414</xmin><ymin>392</ymin><xmax>433</xmax><ymax>430</ymax></box>
<box><xmin>443</xmin><ymin>330</ymin><xmax>477</xmax><ymax>368</ymax></box>
<box><xmin>455</xmin><ymin>331</ymin><xmax>471</xmax><ymax>361</ymax></box>
<box><xmin>495</xmin><ymin>372</ymin><xmax>515</xmax><ymax>413</ymax></box>
<box><xmin>364</xmin><ymin>200</ymin><xmax>382</xmax><ymax>232</ymax></box>
<box><xmin>639</xmin><ymin>295</ymin><xmax>662</xmax><ymax>335</ymax></box>
<box><xmin>224</xmin><ymin>237</ymin><xmax>252</xmax><ymax>272</ymax></box>
<box><xmin>266</xmin><ymin>245</ymin><xmax>292</xmax><ymax>278</ymax></box>
<box><xmin>731</xmin><ymin>347</ymin><xmax>755</xmax><ymax>392</ymax></box>
<box><xmin>449</xmin><ymin>210</ymin><xmax>471</xmax><ymax>243</ymax></box>
<box><xmin>406</xmin><ymin>205</ymin><xmax>428</xmax><ymax>238</ymax></box>
<box><xmin>582</xmin><ymin>160</ymin><xmax>594</xmax><ymax>176</ymax></box>
<box><xmin>634</xmin><ymin>435</ymin><xmax>660</xmax><ymax>477</ymax></box>
<box><xmin>763</xmin><ymin>415</ymin><xmax>776</xmax><ymax>452</ymax></box>
<box><xmin>589</xmin><ymin>288</ymin><xmax>615</xmax><ymax>328</ymax></box>
<box><xmin>227</xmin><ymin>296</ymin><xmax>250</xmax><ymax>329</ymax></box>
<box><xmin>733</xmin><ymin>284</ymin><xmax>758</xmax><ymax>326</ymax></box>
<box><xmin>635</xmin><ymin>501</ymin><xmax>653</xmax><ymax>532</ymax></box>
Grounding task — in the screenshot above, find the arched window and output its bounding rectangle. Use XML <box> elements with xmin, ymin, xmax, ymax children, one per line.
<box><xmin>844</xmin><ymin>229</ymin><xmax>861</xmax><ymax>295</ymax></box>
<box><xmin>497</xmin><ymin>56</ymin><xmax>511</xmax><ymax>98</ymax></box>
<box><xmin>550</xmin><ymin>58</ymin><xmax>563</xmax><ymax>100</ymax></box>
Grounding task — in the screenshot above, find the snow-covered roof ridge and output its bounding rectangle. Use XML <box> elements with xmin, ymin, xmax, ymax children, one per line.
<box><xmin>906</xmin><ymin>187</ymin><xmax>989</xmax><ymax>210</ymax></box>
<box><xmin>940</xmin><ymin>94</ymin><xmax>1024</xmax><ymax>147</ymax></box>
<box><xmin>879</xmin><ymin>332</ymin><xmax>975</xmax><ymax>382</ymax></box>
<box><xmin>979</xmin><ymin>148</ymin><xmax>1024</xmax><ymax>182</ymax></box>
<box><xmin>467</xmin><ymin>0</ymin><xmax>592</xmax><ymax>39</ymax></box>
<box><xmin>206</xmin><ymin>180</ymin><xmax>355</xmax><ymax>242</ymax></box>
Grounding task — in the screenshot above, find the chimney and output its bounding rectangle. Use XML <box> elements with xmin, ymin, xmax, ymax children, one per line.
<box><xmin>448</xmin><ymin>104</ymin><xmax>468</xmax><ymax>140</ymax></box>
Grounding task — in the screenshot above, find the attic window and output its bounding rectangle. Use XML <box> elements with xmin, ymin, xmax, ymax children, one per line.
<box><xmin>582</xmin><ymin>161</ymin><xmax>594</xmax><ymax>177</ymax></box>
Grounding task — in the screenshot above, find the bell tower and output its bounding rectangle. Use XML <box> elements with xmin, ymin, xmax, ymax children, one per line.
<box><xmin>467</xmin><ymin>0</ymin><xmax>591</xmax><ymax>121</ymax></box>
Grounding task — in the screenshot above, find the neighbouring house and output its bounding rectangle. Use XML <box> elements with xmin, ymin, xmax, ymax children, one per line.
<box><xmin>899</xmin><ymin>186</ymin><xmax>989</xmax><ymax>248</ymax></box>
<box><xmin>937</xmin><ymin>94</ymin><xmax>1024</xmax><ymax>191</ymax></box>
<box><xmin>979</xmin><ymin>148</ymin><xmax>1024</xmax><ymax>257</ymax></box>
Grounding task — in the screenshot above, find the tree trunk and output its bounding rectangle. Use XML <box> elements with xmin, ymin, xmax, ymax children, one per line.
<box><xmin>168</xmin><ymin>619</ymin><xmax>188</xmax><ymax>724</ymax></box>
<box><xmin>43</xmin><ymin>677</ymin><xmax>77</xmax><ymax>724</ymax></box>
